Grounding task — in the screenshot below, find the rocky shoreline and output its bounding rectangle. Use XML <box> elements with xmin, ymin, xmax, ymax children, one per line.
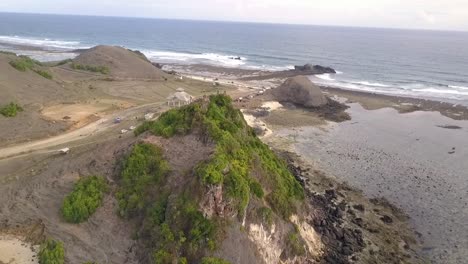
<box><xmin>282</xmin><ymin>152</ymin><xmax>424</xmax><ymax>263</ymax></box>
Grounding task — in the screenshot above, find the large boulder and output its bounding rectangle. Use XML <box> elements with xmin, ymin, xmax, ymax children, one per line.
<box><xmin>272</xmin><ymin>76</ymin><xmax>328</xmax><ymax>107</ymax></box>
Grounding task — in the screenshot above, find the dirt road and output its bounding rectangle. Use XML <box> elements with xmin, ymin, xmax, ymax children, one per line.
<box><xmin>0</xmin><ymin>102</ymin><xmax>166</xmax><ymax>160</ymax></box>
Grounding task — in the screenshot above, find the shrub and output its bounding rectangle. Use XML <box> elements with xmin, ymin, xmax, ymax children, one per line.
<box><xmin>71</xmin><ymin>63</ymin><xmax>110</xmax><ymax>74</ymax></box>
<box><xmin>117</xmin><ymin>143</ymin><xmax>219</xmax><ymax>262</ymax></box>
<box><xmin>61</xmin><ymin>176</ymin><xmax>108</xmax><ymax>223</ymax></box>
<box><xmin>249</xmin><ymin>180</ymin><xmax>264</xmax><ymax>198</ymax></box>
<box><xmin>34</xmin><ymin>69</ymin><xmax>53</xmax><ymax>79</ymax></box>
<box><xmin>9</xmin><ymin>55</ymin><xmax>42</xmax><ymax>71</ymax></box>
<box><xmin>0</xmin><ymin>102</ymin><xmax>23</xmax><ymax>117</ymax></box>
<box><xmin>39</xmin><ymin>239</ymin><xmax>65</xmax><ymax>264</ymax></box>
<box><xmin>55</xmin><ymin>59</ymin><xmax>73</xmax><ymax>66</ymax></box>
<box><xmin>287</xmin><ymin>231</ymin><xmax>306</xmax><ymax>256</ymax></box>
<box><xmin>117</xmin><ymin>143</ymin><xmax>170</xmax><ymax>217</ymax></box>
<box><xmin>257</xmin><ymin>207</ymin><xmax>273</xmax><ymax>227</ymax></box>
<box><xmin>9</xmin><ymin>55</ymin><xmax>53</xmax><ymax>79</ymax></box>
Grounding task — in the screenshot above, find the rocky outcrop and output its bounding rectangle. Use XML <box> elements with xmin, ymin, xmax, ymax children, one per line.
<box><xmin>240</xmin><ymin>64</ymin><xmax>336</xmax><ymax>81</ymax></box>
<box><xmin>272</xmin><ymin>76</ymin><xmax>328</xmax><ymax>107</ymax></box>
<box><xmin>294</xmin><ymin>64</ymin><xmax>336</xmax><ymax>74</ymax></box>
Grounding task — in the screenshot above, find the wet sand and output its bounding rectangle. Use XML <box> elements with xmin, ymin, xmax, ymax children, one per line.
<box><xmin>271</xmin><ymin>104</ymin><xmax>468</xmax><ymax>263</ymax></box>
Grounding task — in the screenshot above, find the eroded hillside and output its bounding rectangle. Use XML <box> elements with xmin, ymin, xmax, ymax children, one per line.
<box><xmin>0</xmin><ymin>94</ymin><xmax>424</xmax><ymax>264</ymax></box>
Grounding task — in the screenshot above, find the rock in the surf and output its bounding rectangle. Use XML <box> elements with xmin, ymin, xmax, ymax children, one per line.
<box><xmin>294</xmin><ymin>64</ymin><xmax>336</xmax><ymax>74</ymax></box>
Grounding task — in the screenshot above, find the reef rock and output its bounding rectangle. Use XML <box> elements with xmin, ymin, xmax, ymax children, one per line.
<box><xmin>294</xmin><ymin>64</ymin><xmax>336</xmax><ymax>74</ymax></box>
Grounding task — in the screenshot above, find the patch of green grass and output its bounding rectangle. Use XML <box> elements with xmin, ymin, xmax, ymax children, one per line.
<box><xmin>249</xmin><ymin>180</ymin><xmax>264</xmax><ymax>198</ymax></box>
<box><xmin>257</xmin><ymin>207</ymin><xmax>273</xmax><ymax>227</ymax></box>
<box><xmin>9</xmin><ymin>55</ymin><xmax>42</xmax><ymax>72</ymax></box>
<box><xmin>147</xmin><ymin>194</ymin><xmax>220</xmax><ymax>264</ymax></box>
<box><xmin>118</xmin><ymin>143</ymin><xmax>220</xmax><ymax>263</ymax></box>
<box><xmin>287</xmin><ymin>230</ymin><xmax>306</xmax><ymax>256</ymax></box>
<box><xmin>61</xmin><ymin>176</ymin><xmax>108</xmax><ymax>223</ymax></box>
<box><xmin>71</xmin><ymin>63</ymin><xmax>110</xmax><ymax>74</ymax></box>
<box><xmin>116</xmin><ymin>143</ymin><xmax>170</xmax><ymax>217</ymax></box>
<box><xmin>9</xmin><ymin>55</ymin><xmax>53</xmax><ymax>79</ymax></box>
<box><xmin>136</xmin><ymin>94</ymin><xmax>304</xmax><ymax>218</ymax></box>
<box><xmin>55</xmin><ymin>58</ymin><xmax>73</xmax><ymax>66</ymax></box>
<box><xmin>0</xmin><ymin>102</ymin><xmax>23</xmax><ymax>117</ymax></box>
<box><xmin>39</xmin><ymin>239</ymin><xmax>65</xmax><ymax>264</ymax></box>
<box><xmin>34</xmin><ymin>69</ymin><xmax>53</xmax><ymax>79</ymax></box>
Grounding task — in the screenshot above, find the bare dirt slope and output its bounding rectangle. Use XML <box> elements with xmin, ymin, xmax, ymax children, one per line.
<box><xmin>0</xmin><ymin>53</ymin><xmax>74</xmax><ymax>147</ymax></box>
<box><xmin>0</xmin><ymin>54</ymin><xmax>68</xmax><ymax>105</ymax></box>
<box><xmin>0</xmin><ymin>135</ymin><xmax>140</xmax><ymax>264</ymax></box>
<box><xmin>73</xmin><ymin>46</ymin><xmax>167</xmax><ymax>80</ymax></box>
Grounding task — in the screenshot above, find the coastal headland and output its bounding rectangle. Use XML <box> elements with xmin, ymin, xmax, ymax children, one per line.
<box><xmin>0</xmin><ymin>45</ymin><xmax>466</xmax><ymax>263</ymax></box>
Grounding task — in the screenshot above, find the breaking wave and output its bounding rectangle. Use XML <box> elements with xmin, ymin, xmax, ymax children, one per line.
<box><xmin>311</xmin><ymin>73</ymin><xmax>468</xmax><ymax>101</ymax></box>
<box><xmin>142</xmin><ymin>50</ymin><xmax>247</xmax><ymax>67</ymax></box>
<box><xmin>0</xmin><ymin>35</ymin><xmax>87</xmax><ymax>50</ymax></box>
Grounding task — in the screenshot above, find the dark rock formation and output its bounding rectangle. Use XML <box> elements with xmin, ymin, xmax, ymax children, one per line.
<box><xmin>240</xmin><ymin>64</ymin><xmax>337</xmax><ymax>81</ymax></box>
<box><xmin>294</xmin><ymin>64</ymin><xmax>336</xmax><ymax>74</ymax></box>
<box><xmin>272</xmin><ymin>76</ymin><xmax>328</xmax><ymax>107</ymax></box>
<box><xmin>152</xmin><ymin>62</ymin><xmax>163</xmax><ymax>69</ymax></box>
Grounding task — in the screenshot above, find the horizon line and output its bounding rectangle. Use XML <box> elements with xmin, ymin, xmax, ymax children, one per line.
<box><xmin>1</xmin><ymin>11</ymin><xmax>468</xmax><ymax>33</ymax></box>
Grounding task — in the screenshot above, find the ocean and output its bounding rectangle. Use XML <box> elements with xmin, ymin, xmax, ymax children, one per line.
<box><xmin>1</xmin><ymin>12</ymin><xmax>468</xmax><ymax>102</ymax></box>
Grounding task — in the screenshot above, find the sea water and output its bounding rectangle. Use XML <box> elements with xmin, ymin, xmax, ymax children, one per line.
<box><xmin>1</xmin><ymin>12</ymin><xmax>468</xmax><ymax>102</ymax></box>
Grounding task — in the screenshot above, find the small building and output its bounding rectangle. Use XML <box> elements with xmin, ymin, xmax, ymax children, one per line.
<box><xmin>167</xmin><ymin>88</ymin><xmax>194</xmax><ymax>107</ymax></box>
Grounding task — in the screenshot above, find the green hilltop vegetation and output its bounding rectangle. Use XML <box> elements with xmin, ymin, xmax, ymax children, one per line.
<box><xmin>61</xmin><ymin>176</ymin><xmax>108</xmax><ymax>223</ymax></box>
<box><xmin>122</xmin><ymin>94</ymin><xmax>304</xmax><ymax>263</ymax></box>
<box><xmin>9</xmin><ymin>55</ymin><xmax>53</xmax><ymax>79</ymax></box>
<box><xmin>30</xmin><ymin>94</ymin><xmax>303</xmax><ymax>263</ymax></box>
<box><xmin>71</xmin><ymin>62</ymin><xmax>110</xmax><ymax>74</ymax></box>
<box><xmin>0</xmin><ymin>102</ymin><xmax>24</xmax><ymax>117</ymax></box>
<box><xmin>117</xmin><ymin>142</ymin><xmax>220</xmax><ymax>263</ymax></box>
<box><xmin>39</xmin><ymin>239</ymin><xmax>65</xmax><ymax>264</ymax></box>
<box><xmin>136</xmin><ymin>94</ymin><xmax>304</xmax><ymax>217</ymax></box>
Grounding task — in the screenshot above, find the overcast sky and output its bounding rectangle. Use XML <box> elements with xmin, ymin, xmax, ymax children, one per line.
<box><xmin>1</xmin><ymin>0</ymin><xmax>468</xmax><ymax>31</ymax></box>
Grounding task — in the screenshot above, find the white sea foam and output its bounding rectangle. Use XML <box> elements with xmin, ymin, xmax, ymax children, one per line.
<box><xmin>352</xmin><ymin>81</ymin><xmax>390</xmax><ymax>88</ymax></box>
<box><xmin>449</xmin><ymin>85</ymin><xmax>468</xmax><ymax>90</ymax></box>
<box><xmin>0</xmin><ymin>35</ymin><xmax>86</xmax><ymax>50</ymax></box>
<box><xmin>417</xmin><ymin>88</ymin><xmax>468</xmax><ymax>96</ymax></box>
<box><xmin>311</xmin><ymin>74</ymin><xmax>468</xmax><ymax>101</ymax></box>
<box><xmin>142</xmin><ymin>50</ymin><xmax>246</xmax><ymax>67</ymax></box>
<box><xmin>245</xmin><ymin>64</ymin><xmax>294</xmax><ymax>71</ymax></box>
<box><xmin>315</xmin><ymin>73</ymin><xmax>335</xmax><ymax>81</ymax></box>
